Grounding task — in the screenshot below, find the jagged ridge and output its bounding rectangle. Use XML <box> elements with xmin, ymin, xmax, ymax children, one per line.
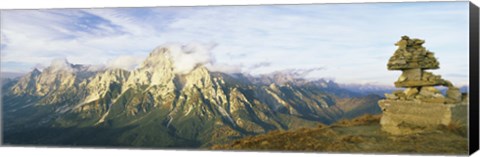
<box><xmin>2</xmin><ymin>45</ymin><xmax>381</xmax><ymax>147</ymax></box>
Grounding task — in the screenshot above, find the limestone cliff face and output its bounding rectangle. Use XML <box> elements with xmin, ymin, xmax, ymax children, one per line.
<box><xmin>4</xmin><ymin>45</ymin><xmax>380</xmax><ymax>146</ymax></box>
<box><xmin>80</xmin><ymin>69</ymin><xmax>130</xmax><ymax>106</ymax></box>
<box><xmin>11</xmin><ymin>60</ymin><xmax>98</xmax><ymax>106</ymax></box>
<box><xmin>11</xmin><ymin>68</ymin><xmax>41</xmax><ymax>95</ymax></box>
<box><xmin>125</xmin><ymin>47</ymin><xmax>175</xmax><ymax>88</ymax></box>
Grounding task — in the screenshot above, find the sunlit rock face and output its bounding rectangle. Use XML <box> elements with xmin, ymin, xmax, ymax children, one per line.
<box><xmin>4</xmin><ymin>44</ymin><xmax>385</xmax><ymax>147</ymax></box>
<box><xmin>379</xmin><ymin>36</ymin><xmax>468</xmax><ymax>135</ymax></box>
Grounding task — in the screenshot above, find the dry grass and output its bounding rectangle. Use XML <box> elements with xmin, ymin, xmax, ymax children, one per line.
<box><xmin>438</xmin><ymin>120</ymin><xmax>467</xmax><ymax>137</ymax></box>
<box><xmin>332</xmin><ymin>114</ymin><xmax>381</xmax><ymax>127</ymax></box>
<box><xmin>211</xmin><ymin>114</ymin><xmax>468</xmax><ymax>155</ymax></box>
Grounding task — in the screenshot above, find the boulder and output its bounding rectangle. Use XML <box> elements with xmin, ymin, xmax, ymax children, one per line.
<box><xmin>395</xmin><ymin>37</ymin><xmax>408</xmax><ymax>49</ymax></box>
<box><xmin>426</xmin><ymin>52</ymin><xmax>434</xmax><ymax>58</ymax></box>
<box><xmin>391</xmin><ymin>59</ymin><xmax>406</xmax><ymax>65</ymax></box>
<box><xmin>393</xmin><ymin>90</ymin><xmax>406</xmax><ymax>99</ymax></box>
<box><xmin>422</xmin><ymin>97</ymin><xmax>446</xmax><ymax>103</ymax></box>
<box><xmin>402</xmin><ymin>68</ymin><xmax>421</xmax><ymax>81</ymax></box>
<box><xmin>422</xmin><ymin>72</ymin><xmax>433</xmax><ymax>81</ymax></box>
<box><xmin>418</xmin><ymin>86</ymin><xmax>439</xmax><ymax>98</ymax></box>
<box><xmin>378</xmin><ymin>100</ymin><xmax>456</xmax><ymax>135</ymax></box>
<box><xmin>446</xmin><ymin>87</ymin><xmax>462</xmax><ymax>102</ymax></box>
<box><xmin>433</xmin><ymin>93</ymin><xmax>445</xmax><ymax>98</ymax></box>
<box><xmin>397</xmin><ymin>74</ymin><xmax>407</xmax><ymax>82</ymax></box>
<box><xmin>385</xmin><ymin>93</ymin><xmax>398</xmax><ymax>100</ymax></box>
<box><xmin>404</xmin><ymin>87</ymin><xmax>419</xmax><ymax>98</ymax></box>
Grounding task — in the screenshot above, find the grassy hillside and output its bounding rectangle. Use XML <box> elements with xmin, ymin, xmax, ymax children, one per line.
<box><xmin>211</xmin><ymin>114</ymin><xmax>468</xmax><ymax>155</ymax></box>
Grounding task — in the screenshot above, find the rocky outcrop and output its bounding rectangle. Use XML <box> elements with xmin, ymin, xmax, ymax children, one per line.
<box><xmin>379</xmin><ymin>36</ymin><xmax>467</xmax><ymax>135</ymax></box>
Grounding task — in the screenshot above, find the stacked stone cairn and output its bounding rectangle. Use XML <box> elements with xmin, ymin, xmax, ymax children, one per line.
<box><xmin>378</xmin><ymin>36</ymin><xmax>467</xmax><ymax>135</ymax></box>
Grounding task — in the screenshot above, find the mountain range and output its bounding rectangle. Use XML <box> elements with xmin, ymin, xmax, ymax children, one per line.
<box><xmin>1</xmin><ymin>46</ymin><xmax>383</xmax><ymax>148</ymax></box>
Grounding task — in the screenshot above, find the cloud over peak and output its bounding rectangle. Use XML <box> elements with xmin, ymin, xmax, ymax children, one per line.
<box><xmin>164</xmin><ymin>43</ymin><xmax>215</xmax><ymax>74</ymax></box>
<box><xmin>106</xmin><ymin>55</ymin><xmax>144</xmax><ymax>71</ymax></box>
<box><xmin>48</xmin><ymin>58</ymin><xmax>74</xmax><ymax>72</ymax></box>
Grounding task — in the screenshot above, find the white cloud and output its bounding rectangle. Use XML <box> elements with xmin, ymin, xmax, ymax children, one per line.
<box><xmin>161</xmin><ymin>43</ymin><xmax>214</xmax><ymax>74</ymax></box>
<box><xmin>106</xmin><ymin>55</ymin><xmax>144</xmax><ymax>71</ymax></box>
<box><xmin>205</xmin><ymin>63</ymin><xmax>244</xmax><ymax>74</ymax></box>
<box><xmin>48</xmin><ymin>58</ymin><xmax>74</xmax><ymax>72</ymax></box>
<box><xmin>0</xmin><ymin>2</ymin><xmax>470</xmax><ymax>86</ymax></box>
<box><xmin>266</xmin><ymin>67</ymin><xmax>326</xmax><ymax>79</ymax></box>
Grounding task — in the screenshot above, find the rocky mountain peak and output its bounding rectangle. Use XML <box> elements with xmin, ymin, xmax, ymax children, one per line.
<box><xmin>189</xmin><ymin>65</ymin><xmax>210</xmax><ymax>77</ymax></box>
<box><xmin>124</xmin><ymin>46</ymin><xmax>175</xmax><ymax>91</ymax></box>
<box><xmin>44</xmin><ymin>58</ymin><xmax>75</xmax><ymax>73</ymax></box>
<box><xmin>90</xmin><ymin>68</ymin><xmax>130</xmax><ymax>85</ymax></box>
<box><xmin>31</xmin><ymin>68</ymin><xmax>41</xmax><ymax>75</ymax></box>
<box><xmin>10</xmin><ymin>68</ymin><xmax>42</xmax><ymax>95</ymax></box>
<box><xmin>3</xmin><ymin>43</ymin><xmax>387</xmax><ymax>148</ymax></box>
<box><xmin>141</xmin><ymin>47</ymin><xmax>173</xmax><ymax>69</ymax></box>
<box><xmin>183</xmin><ymin>65</ymin><xmax>213</xmax><ymax>89</ymax></box>
<box><xmin>11</xmin><ymin>59</ymin><xmax>100</xmax><ymax>97</ymax></box>
<box><xmin>41</xmin><ymin>59</ymin><xmax>100</xmax><ymax>79</ymax></box>
<box><xmin>81</xmin><ymin>68</ymin><xmax>130</xmax><ymax>104</ymax></box>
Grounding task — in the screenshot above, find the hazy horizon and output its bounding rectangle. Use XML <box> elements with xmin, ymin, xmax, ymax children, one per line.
<box><xmin>0</xmin><ymin>2</ymin><xmax>470</xmax><ymax>86</ymax></box>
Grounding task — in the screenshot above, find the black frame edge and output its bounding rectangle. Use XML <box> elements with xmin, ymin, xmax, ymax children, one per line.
<box><xmin>469</xmin><ymin>1</ymin><xmax>480</xmax><ymax>155</ymax></box>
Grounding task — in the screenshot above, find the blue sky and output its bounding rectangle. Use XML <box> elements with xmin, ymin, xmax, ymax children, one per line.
<box><xmin>0</xmin><ymin>2</ymin><xmax>470</xmax><ymax>86</ymax></box>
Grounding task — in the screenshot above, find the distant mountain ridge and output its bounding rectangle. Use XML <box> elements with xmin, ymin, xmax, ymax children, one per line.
<box><xmin>338</xmin><ymin>83</ymin><xmax>397</xmax><ymax>96</ymax></box>
<box><xmin>2</xmin><ymin>45</ymin><xmax>383</xmax><ymax>147</ymax></box>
